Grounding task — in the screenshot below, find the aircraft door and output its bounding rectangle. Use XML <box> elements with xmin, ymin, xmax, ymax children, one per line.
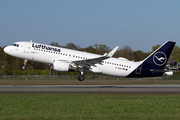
<box><xmin>24</xmin><ymin>43</ymin><xmax>31</xmax><ymax>53</ymax></box>
<box><xmin>135</xmin><ymin>65</ymin><xmax>142</xmax><ymax>75</ymax></box>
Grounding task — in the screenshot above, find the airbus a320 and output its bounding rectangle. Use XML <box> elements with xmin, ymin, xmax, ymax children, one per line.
<box><xmin>4</xmin><ymin>41</ymin><xmax>175</xmax><ymax>81</ymax></box>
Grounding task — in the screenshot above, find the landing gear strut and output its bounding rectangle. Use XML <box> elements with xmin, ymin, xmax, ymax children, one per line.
<box><xmin>22</xmin><ymin>59</ymin><xmax>28</xmax><ymax>70</ymax></box>
<box><xmin>78</xmin><ymin>69</ymin><xmax>85</xmax><ymax>81</ymax></box>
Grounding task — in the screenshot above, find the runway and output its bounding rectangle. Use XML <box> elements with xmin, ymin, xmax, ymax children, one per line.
<box><xmin>0</xmin><ymin>85</ymin><xmax>180</xmax><ymax>93</ymax></box>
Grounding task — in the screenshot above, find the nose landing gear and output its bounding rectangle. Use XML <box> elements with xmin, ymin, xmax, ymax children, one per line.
<box><xmin>22</xmin><ymin>59</ymin><xmax>28</xmax><ymax>70</ymax></box>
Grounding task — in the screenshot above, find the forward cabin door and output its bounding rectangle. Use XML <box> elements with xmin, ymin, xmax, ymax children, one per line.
<box><xmin>24</xmin><ymin>43</ymin><xmax>31</xmax><ymax>53</ymax></box>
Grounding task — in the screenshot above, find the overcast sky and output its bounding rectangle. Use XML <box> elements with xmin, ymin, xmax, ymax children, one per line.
<box><xmin>0</xmin><ymin>0</ymin><xmax>180</xmax><ymax>52</ymax></box>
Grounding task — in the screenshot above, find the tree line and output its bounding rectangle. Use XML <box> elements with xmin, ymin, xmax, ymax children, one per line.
<box><xmin>0</xmin><ymin>42</ymin><xmax>180</xmax><ymax>76</ymax></box>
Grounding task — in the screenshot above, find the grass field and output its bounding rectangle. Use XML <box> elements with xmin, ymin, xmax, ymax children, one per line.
<box><xmin>0</xmin><ymin>94</ymin><xmax>180</xmax><ymax>120</ymax></box>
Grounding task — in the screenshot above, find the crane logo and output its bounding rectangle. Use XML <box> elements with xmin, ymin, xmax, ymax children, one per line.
<box><xmin>153</xmin><ymin>52</ymin><xmax>167</xmax><ymax>66</ymax></box>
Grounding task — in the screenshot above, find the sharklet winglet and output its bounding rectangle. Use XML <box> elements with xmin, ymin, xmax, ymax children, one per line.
<box><xmin>106</xmin><ymin>46</ymin><xmax>119</xmax><ymax>57</ymax></box>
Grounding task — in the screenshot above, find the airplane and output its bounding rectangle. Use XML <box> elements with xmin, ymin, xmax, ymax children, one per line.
<box><xmin>4</xmin><ymin>40</ymin><xmax>175</xmax><ymax>81</ymax></box>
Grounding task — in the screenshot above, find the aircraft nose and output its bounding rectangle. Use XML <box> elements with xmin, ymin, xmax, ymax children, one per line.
<box><xmin>4</xmin><ymin>46</ymin><xmax>11</xmax><ymax>54</ymax></box>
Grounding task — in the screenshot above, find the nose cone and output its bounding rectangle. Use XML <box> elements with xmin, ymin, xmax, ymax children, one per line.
<box><xmin>4</xmin><ymin>46</ymin><xmax>11</xmax><ymax>54</ymax></box>
<box><xmin>4</xmin><ymin>47</ymin><xmax>8</xmax><ymax>53</ymax></box>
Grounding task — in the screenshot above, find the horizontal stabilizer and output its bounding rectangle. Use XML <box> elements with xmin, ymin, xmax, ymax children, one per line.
<box><xmin>150</xmin><ymin>69</ymin><xmax>172</xmax><ymax>73</ymax></box>
<box><xmin>150</xmin><ymin>69</ymin><xmax>173</xmax><ymax>76</ymax></box>
<box><xmin>163</xmin><ymin>71</ymin><xmax>173</xmax><ymax>76</ymax></box>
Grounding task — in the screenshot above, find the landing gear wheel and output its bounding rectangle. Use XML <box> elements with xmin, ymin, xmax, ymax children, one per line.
<box><xmin>78</xmin><ymin>75</ymin><xmax>85</xmax><ymax>81</ymax></box>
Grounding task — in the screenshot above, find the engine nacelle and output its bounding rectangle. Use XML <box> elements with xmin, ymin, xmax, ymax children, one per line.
<box><xmin>53</xmin><ymin>61</ymin><xmax>70</xmax><ymax>72</ymax></box>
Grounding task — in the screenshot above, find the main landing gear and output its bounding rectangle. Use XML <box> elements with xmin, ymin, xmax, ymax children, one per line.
<box><xmin>78</xmin><ymin>69</ymin><xmax>85</xmax><ymax>81</ymax></box>
<box><xmin>78</xmin><ymin>75</ymin><xmax>85</xmax><ymax>81</ymax></box>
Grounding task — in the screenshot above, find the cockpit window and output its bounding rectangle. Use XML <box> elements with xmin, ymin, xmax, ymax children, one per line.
<box><xmin>11</xmin><ymin>44</ymin><xmax>19</xmax><ymax>47</ymax></box>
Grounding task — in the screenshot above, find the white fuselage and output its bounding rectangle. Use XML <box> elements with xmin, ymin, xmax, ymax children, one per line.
<box><xmin>4</xmin><ymin>41</ymin><xmax>141</xmax><ymax>77</ymax></box>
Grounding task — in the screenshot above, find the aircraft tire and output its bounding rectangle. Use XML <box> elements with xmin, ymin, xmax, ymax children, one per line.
<box><xmin>78</xmin><ymin>75</ymin><xmax>85</xmax><ymax>81</ymax></box>
<box><xmin>22</xmin><ymin>66</ymin><xmax>25</xmax><ymax>70</ymax></box>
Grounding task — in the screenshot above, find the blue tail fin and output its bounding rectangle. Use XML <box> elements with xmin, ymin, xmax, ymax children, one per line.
<box><xmin>127</xmin><ymin>41</ymin><xmax>176</xmax><ymax>77</ymax></box>
<box><xmin>143</xmin><ymin>41</ymin><xmax>175</xmax><ymax>70</ymax></box>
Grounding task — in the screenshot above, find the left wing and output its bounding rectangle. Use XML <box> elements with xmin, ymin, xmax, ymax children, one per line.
<box><xmin>73</xmin><ymin>56</ymin><xmax>109</xmax><ymax>68</ymax></box>
<box><xmin>72</xmin><ymin>46</ymin><xmax>119</xmax><ymax>68</ymax></box>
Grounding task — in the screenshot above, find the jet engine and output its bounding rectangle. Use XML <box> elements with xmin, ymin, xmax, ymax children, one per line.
<box><xmin>53</xmin><ymin>61</ymin><xmax>71</xmax><ymax>72</ymax></box>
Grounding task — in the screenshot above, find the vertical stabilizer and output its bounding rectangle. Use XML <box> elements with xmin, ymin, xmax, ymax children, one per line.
<box><xmin>142</xmin><ymin>41</ymin><xmax>175</xmax><ymax>70</ymax></box>
<box><xmin>127</xmin><ymin>41</ymin><xmax>176</xmax><ymax>77</ymax></box>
